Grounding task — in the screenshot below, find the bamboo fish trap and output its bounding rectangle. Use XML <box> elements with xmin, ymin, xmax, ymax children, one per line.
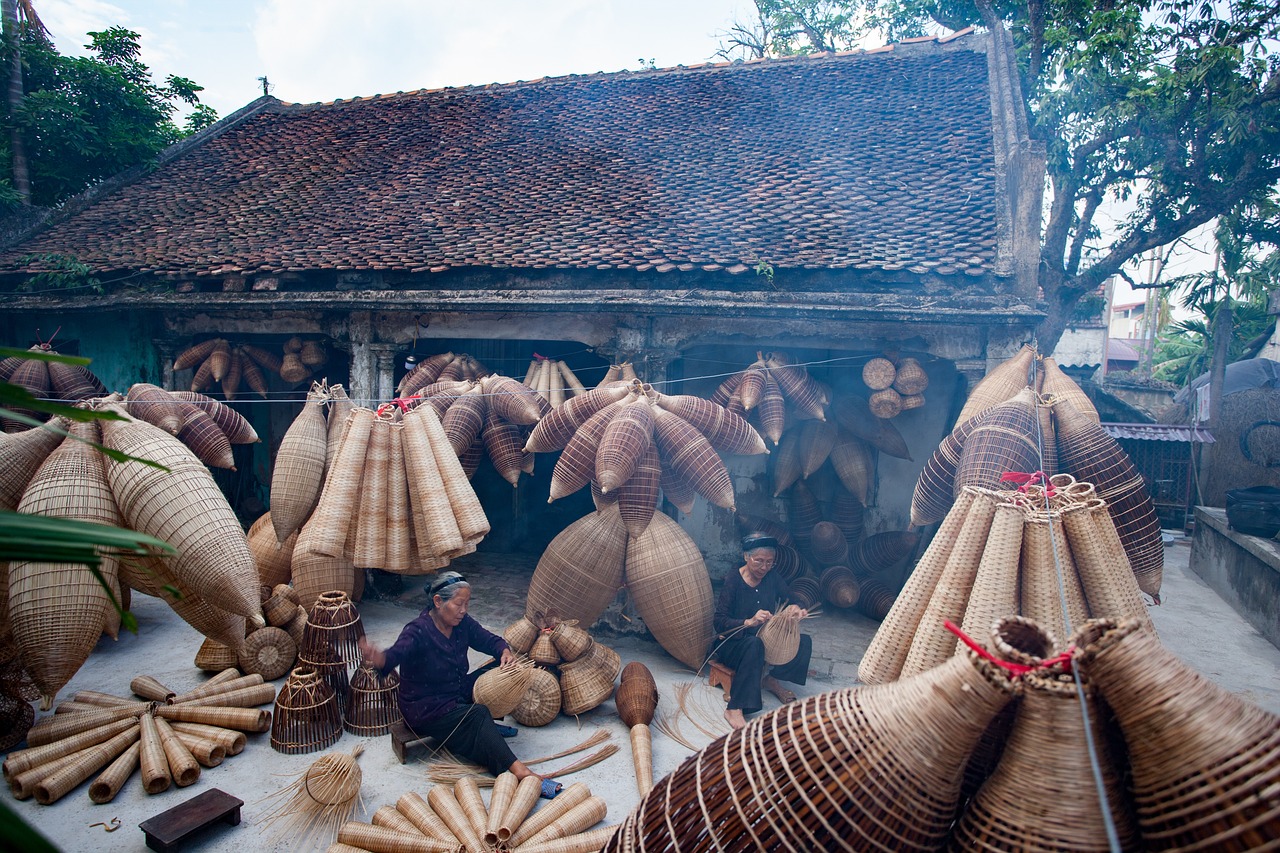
<box><xmin>271</xmin><ymin>667</ymin><xmax>343</xmax><ymax>754</ymax></box>
<box><xmin>344</xmin><ymin>665</ymin><xmax>401</xmax><ymax>737</ymax></box>
<box><xmin>472</xmin><ymin>656</ymin><xmax>537</xmax><ymax>719</ymax></box>
<box><xmin>259</xmin><ymin>744</ymin><xmax>365</xmax><ymax>849</ymax></box>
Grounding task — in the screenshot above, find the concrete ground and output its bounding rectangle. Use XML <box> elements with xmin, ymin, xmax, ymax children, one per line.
<box><xmin>6</xmin><ymin>534</ymin><xmax>1279</xmax><ymax>852</ymax></box>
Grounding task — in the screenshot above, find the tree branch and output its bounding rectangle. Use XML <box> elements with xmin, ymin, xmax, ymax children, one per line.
<box><xmin>1066</xmin><ymin>189</ymin><xmax>1103</xmax><ymax>278</ymax></box>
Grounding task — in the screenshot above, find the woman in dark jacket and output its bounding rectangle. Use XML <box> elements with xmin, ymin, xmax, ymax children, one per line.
<box><xmin>359</xmin><ymin>571</ymin><xmax>560</xmax><ymax>797</ymax></box>
<box><xmin>714</xmin><ymin>533</ymin><xmax>812</xmax><ymax>730</ymax></box>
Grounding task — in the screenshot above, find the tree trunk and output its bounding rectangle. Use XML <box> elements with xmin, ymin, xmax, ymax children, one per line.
<box><xmin>1207</xmin><ymin>298</ymin><xmax>1232</xmax><ymax>429</ymax></box>
<box><xmin>3</xmin><ymin>0</ymin><xmax>29</xmax><ymax>204</ymax></box>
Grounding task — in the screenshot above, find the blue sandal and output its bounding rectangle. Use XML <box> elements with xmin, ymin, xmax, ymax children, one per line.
<box><xmin>539</xmin><ymin>778</ymin><xmax>562</xmax><ymax>799</ymax></box>
<box><xmin>494</xmin><ymin>723</ymin><xmax>518</xmax><ymax>739</ymax></box>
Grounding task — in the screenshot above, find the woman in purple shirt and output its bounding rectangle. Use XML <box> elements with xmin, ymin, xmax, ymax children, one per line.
<box><xmin>359</xmin><ymin>571</ymin><xmax>559</xmax><ymax>796</ymax></box>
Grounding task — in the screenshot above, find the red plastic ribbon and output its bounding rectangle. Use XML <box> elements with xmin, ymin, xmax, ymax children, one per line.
<box><xmin>375</xmin><ymin>394</ymin><xmax>422</xmax><ymax>416</ymax></box>
<box><xmin>1000</xmin><ymin>470</ymin><xmax>1055</xmax><ymax>497</ymax></box>
<box><xmin>944</xmin><ymin>619</ymin><xmax>1074</xmax><ymax>677</ymax></box>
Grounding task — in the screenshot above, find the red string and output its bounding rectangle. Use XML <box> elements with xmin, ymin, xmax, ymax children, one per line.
<box><xmin>943</xmin><ymin>620</ymin><xmax>1074</xmax><ymax>677</ymax></box>
<box><xmin>1000</xmin><ymin>470</ymin><xmax>1055</xmax><ymax>497</ymax></box>
<box><xmin>375</xmin><ymin>394</ymin><xmax>422</xmax><ymax>416</ymax></box>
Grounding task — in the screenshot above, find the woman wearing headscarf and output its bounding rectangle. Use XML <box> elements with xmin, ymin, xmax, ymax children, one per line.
<box><xmin>714</xmin><ymin>533</ymin><xmax>812</xmax><ymax>729</ymax></box>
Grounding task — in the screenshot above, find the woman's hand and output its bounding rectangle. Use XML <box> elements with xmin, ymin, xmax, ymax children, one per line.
<box><xmin>783</xmin><ymin>604</ymin><xmax>808</xmax><ymax>619</ymax></box>
<box><xmin>500</xmin><ymin>648</ymin><xmax>515</xmax><ymax>669</ymax></box>
<box><xmin>746</xmin><ymin>609</ymin><xmax>772</xmax><ymax>628</ymax></box>
<box><xmin>358</xmin><ymin>637</ymin><xmax>385</xmax><ymax>670</ymax></box>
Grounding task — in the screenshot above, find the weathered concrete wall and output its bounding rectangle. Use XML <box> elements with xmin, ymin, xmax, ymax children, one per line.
<box><xmin>0</xmin><ymin>308</ymin><xmax>164</xmax><ymax>392</ymax></box>
<box><xmin>1191</xmin><ymin>507</ymin><xmax>1280</xmax><ymax>648</ymax></box>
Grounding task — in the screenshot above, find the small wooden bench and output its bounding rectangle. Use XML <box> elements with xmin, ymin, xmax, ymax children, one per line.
<box><xmin>138</xmin><ymin>788</ymin><xmax>242</xmax><ymax>853</ymax></box>
<box><xmin>390</xmin><ymin>719</ymin><xmax>434</xmax><ymax>764</ymax></box>
<box><xmin>708</xmin><ymin>661</ymin><xmax>735</xmax><ymax>701</ymax></box>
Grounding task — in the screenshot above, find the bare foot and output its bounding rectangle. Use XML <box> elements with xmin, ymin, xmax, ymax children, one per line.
<box><xmin>763</xmin><ymin>676</ymin><xmax>797</xmax><ymax>704</ymax></box>
<box><xmin>724</xmin><ymin>708</ymin><xmax>747</xmax><ymax>730</ymax></box>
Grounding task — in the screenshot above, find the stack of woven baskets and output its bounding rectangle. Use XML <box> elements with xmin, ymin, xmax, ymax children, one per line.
<box><xmin>860</xmin><ymin>354</ymin><xmax>930</xmax><ymax>418</ymax></box>
<box><xmin>271</xmin><ymin>591</ymin><xmax>400</xmax><ymax>754</ymax></box>
<box><xmin>0</xmin><ymin>344</ymin><xmax>107</xmax><ymax>432</ymax></box>
<box><xmin>194</xmin><ymin>582</ymin><xmax>308</xmax><ymax>679</ymax></box>
<box><xmin>1</xmin><ymin>668</ymin><xmax>272</xmax><ymax>805</ymax></box>
<box><xmin>523</xmin><ymin>356</ymin><xmax>590</xmax><ymax>407</ymax></box>
<box><xmin>172</xmin><ymin>335</ymin><xmax>328</xmax><ymax>397</ymax></box>
<box><xmin>500</xmin><ymin>615</ymin><xmax>622</xmax><ymax>722</ymax></box>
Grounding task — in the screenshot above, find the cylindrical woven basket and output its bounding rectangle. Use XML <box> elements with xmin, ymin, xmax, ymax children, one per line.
<box><xmin>1020</xmin><ymin>511</ymin><xmax>1089</xmax><ymax>647</ymax></box>
<box><xmin>302</xmin><ymin>590</ymin><xmax>365</xmax><ymax>671</ymax></box>
<box><xmin>1062</xmin><ymin>500</ymin><xmax>1154</xmax><ymax>632</ymax></box>
<box><xmin>1073</xmin><ymin>618</ymin><xmax>1280</xmax><ymax>850</ymax></box>
<box><xmin>602</xmin><ymin>652</ymin><xmax>1016</xmax><ymax>852</ymax></box>
<box><xmin>512</xmin><ymin>667</ymin><xmax>561</xmax><ymax>727</ymax></box>
<box><xmin>955</xmin><ymin>501</ymin><xmax>1026</xmax><ymax>649</ymax></box>
<box><xmin>615</xmin><ymin>676</ymin><xmax>659</xmax><ymax>728</ymax></box>
<box><xmin>892</xmin><ymin>358</ymin><xmax>929</xmax><ymax>395</ymax></box>
<box><xmin>239</xmin><ymin>627</ymin><xmax>297</xmax><ymax>681</ymax></box>
<box><xmin>862</xmin><ymin>357</ymin><xmax>897</xmax><ymax>391</ymax></box>
<box><xmin>343</xmin><ymin>665</ymin><xmax>401</xmax><ymax>737</ymax></box>
<box><xmin>1041</xmin><ymin>356</ymin><xmax>1099</xmax><ymax>421</ymax></box>
<box><xmin>623</xmin><ymin>512</ymin><xmax>715</xmax><ymax>670</ymax></box>
<box><xmin>559</xmin><ymin>643</ymin><xmax>620</xmax><ymax>716</ymax></box>
<box><xmin>819</xmin><ymin>565</ymin><xmax>860</xmax><ymax>609</ymax></box>
<box><xmin>551</xmin><ymin>621</ymin><xmax>593</xmax><ymax>663</ymax></box>
<box><xmin>271</xmin><ymin>667</ymin><xmax>343</xmax><ymax>754</ymax></box>
<box><xmin>868</xmin><ymin>388</ymin><xmax>903</xmax><ymax>419</ymax></box>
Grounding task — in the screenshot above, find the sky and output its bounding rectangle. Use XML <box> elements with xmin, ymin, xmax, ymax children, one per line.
<box><xmin>37</xmin><ymin>0</ymin><xmax>754</xmax><ymax>119</ymax></box>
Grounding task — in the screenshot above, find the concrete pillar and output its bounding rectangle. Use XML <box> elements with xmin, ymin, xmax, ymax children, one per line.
<box><xmin>153</xmin><ymin>339</ymin><xmax>178</xmax><ymax>391</ymax></box>
<box><xmin>369</xmin><ymin>344</ymin><xmax>399</xmax><ymax>404</ymax></box>
<box><xmin>346</xmin><ymin>311</ymin><xmax>376</xmax><ymax>406</ymax></box>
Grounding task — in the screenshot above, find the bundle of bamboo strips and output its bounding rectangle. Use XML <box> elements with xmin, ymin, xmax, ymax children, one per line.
<box><xmin>1</xmin><ymin>667</ymin><xmax>272</xmax><ymax>805</ymax></box>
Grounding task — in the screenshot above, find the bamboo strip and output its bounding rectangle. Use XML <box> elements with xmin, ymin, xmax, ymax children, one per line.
<box><xmin>372</xmin><ymin>805</ymin><xmax>425</xmax><ymax>836</ymax></box>
<box><xmin>170</xmin><ymin>730</ymin><xmax>226</xmax><ymax>767</ymax></box>
<box><xmin>33</xmin><ymin>726</ymin><xmax>140</xmax><ymax>805</ymax></box>
<box><xmin>155</xmin><ymin>703</ymin><xmax>271</xmax><ymax>732</ymax></box>
<box><xmin>485</xmin><ymin>772</ymin><xmax>519</xmax><ymax>846</ymax></box>
<box><xmin>507</xmin><ymin>783</ymin><xmax>592</xmax><ymax>848</ymax></box>
<box><xmin>3</xmin><ymin>717</ymin><xmax>137</xmax><ymax>779</ymax></box>
<box><xmin>513</xmin><ymin>824</ymin><xmax>617</xmax><ymax>853</ymax></box>
<box><xmin>89</xmin><ymin>741</ymin><xmax>141</xmax><ymax>804</ymax></box>
<box><xmin>138</xmin><ymin>713</ymin><xmax>172</xmax><ymax>794</ymax></box>
<box><xmin>396</xmin><ymin>792</ymin><xmax>457</xmax><ymax>843</ymax></box>
<box><xmin>428</xmin><ymin>783</ymin><xmax>487</xmax><ymax>853</ymax></box>
<box><xmin>520</xmin><ymin>797</ymin><xmax>608</xmax><ymax>847</ymax></box>
<box><xmin>453</xmin><ymin>776</ymin><xmax>489</xmax><ymax>843</ymax></box>
<box><xmin>335</xmin><ymin>822</ymin><xmax>458</xmax><ymax>853</ymax></box>
<box><xmin>500</xmin><ymin>774</ymin><xmax>544</xmax><ymax>842</ymax></box>
<box><xmin>178</xmin><ymin>682</ymin><xmax>276</xmax><ymax>709</ymax></box>
<box><xmin>167</xmin><ymin>721</ymin><xmax>246</xmax><ymax>756</ymax></box>
<box><xmin>169</xmin><ymin>671</ymin><xmax>264</xmax><ymax>705</ymax></box>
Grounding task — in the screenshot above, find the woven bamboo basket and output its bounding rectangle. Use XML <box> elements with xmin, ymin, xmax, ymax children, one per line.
<box><xmin>86</xmin><ymin>739</ymin><xmax>141</xmax><ymax>804</ymax></box>
<box><xmin>734</xmin><ymin>367</ymin><xmax>765</xmax><ymax>411</ymax></box>
<box><xmin>0</xmin><ymin>417</ymin><xmax>66</xmax><ymax>509</ymax></box>
<box><xmin>168</xmin><ymin>721</ymin><xmax>245</xmax><ymax>756</ymax></box>
<box><xmin>898</xmin><ymin>489</ymin><xmax>998</xmax><ymax>680</ymax></box>
<box><xmin>512</xmin><ymin>667</ymin><xmax>562</xmax><ymax>727</ymax></box>
<box><xmin>297</xmin><ymin>633</ymin><xmax>352</xmax><ymax>705</ymax></box>
<box><xmin>771</xmin><ymin>543</ymin><xmax>803</xmax><ymax>583</ymax></box>
<box><xmin>474</xmin><ymin>660</ymin><xmax>536</xmax><ymax>719</ymax></box>
<box><xmin>153</xmin><ymin>703</ymin><xmax>271</xmax><ymax>733</ymax></box>
<box><xmin>10</xmin><ymin>424</ymin><xmax>120</xmax><ymax>707</ymax></box>
<box><xmin>615</xmin><ymin>673</ymin><xmax>659</xmax><ymax>728</ymax></box>
<box><xmin>380</xmin><ymin>422</ymin><xmax>412</xmax><ymax>574</ymax></box>
<box><xmin>766</xmin><ymin>351</ymin><xmax>828</xmax><ymax>420</ymax></box>
<box><xmin>830</xmin><ymin>394</ymin><xmax>912</xmax><ymax>459</ymax></box>
<box><xmin>754</xmin><ymin>373</ymin><xmax>787</xmax><ymax>445</ymax></box>
<box><xmin>530</xmin><ymin>630</ymin><xmax>561</xmax><ymax>665</ymax></box>
<box><xmin>124</xmin><ymin>383</ymin><xmax>183</xmax><ymax>434</ymax></box>
<box><xmin>653</xmin><ymin>393</ymin><xmax>766</xmax><ymax>456</ymax></box>
<box><xmin>1041</xmin><ymin>356</ymin><xmax>1099</xmax><ymax>421</ymax></box>
<box><xmin>396</xmin><ymin>790</ymin><xmax>458</xmax><ymax>843</ymax></box>
<box><xmin>910</xmin><ymin>407</ymin><xmax>992</xmax><ymax>526</ymax></box>
<box><xmin>518</xmin><ymin>825</ymin><xmax>618</xmax><ymax>853</ymax></box>
<box><xmin>371</xmin><ymin>804</ymin><xmax>419</xmax><ymax>835</ymax></box>
<box><xmin>138</xmin><ymin>712</ymin><xmax>171</xmax><ymax>794</ymax></box>
<box><xmin>483</xmin><ymin>405</ymin><xmax>527</xmax><ymax>487</ymax></box>
<box><xmin>248</xmin><ymin>512</ymin><xmax>298</xmax><ymax>590</ymax></box>
<box><xmin>401</xmin><ymin>405</ymin><xmax>482</xmax><ymax>551</ymax></box>
<box><xmin>862</xmin><ymin>357</ymin><xmax>897</xmax><ymax>391</ymax></box>
<box><xmin>551</xmin><ymin>621</ymin><xmax>593</xmax><ymax>663</ymax></box>
<box><xmin>169</xmin><ymin>671</ymin><xmax>263</xmax><ymax>705</ymax></box>
<box><xmin>516</xmin><ymin>795</ymin><xmax>608</xmax><ymax>848</ymax></box>
<box><xmin>270</xmin><ymin>392</ymin><xmax>329</xmax><ymax>543</ymax></box>
<box><xmin>602</xmin><ymin>651</ymin><xmax>1016</xmax><ymax>852</ymax></box>
<box><xmin>101</xmin><ymin>414</ymin><xmax>263</xmax><ymax>625</ymax></box>
<box><xmin>263</xmin><ymin>590</ymin><xmax>298</xmax><ymax>628</ymax></box>
<box><xmin>271</xmin><ymin>667</ymin><xmax>343</xmax><ymax>754</ymax></box>
<box><xmin>352</xmin><ymin>416</ymin><xmax>390</xmax><ymax>569</ymax></box>
<box><xmin>788</xmin><ymin>576</ymin><xmax>822</xmax><ymax>611</ymax></box>
<box><xmin>292</xmin><ymin>520</ymin><xmax>358</xmax><ymax>613</ymax></box>
<box><xmin>770</xmin><ymin>427</ymin><xmax>803</xmax><ymax>496</ymax></box>
<box><xmin>442</xmin><ymin>386</ymin><xmax>486</xmax><ymax>456</ymax></box>
<box><xmin>130</xmin><ymin>675</ymin><xmax>174</xmax><ymax>703</ymax></box>
<box><xmin>398</xmin><ymin>351</ymin><xmax>453</xmax><ymax>396</ymax></box>
<box><xmin>1061</xmin><ymin>500</ymin><xmax>1154</xmax><ymax>632</ymax></box>
<box><xmin>344</xmin><ymin>665</ymin><xmax>401</xmax><ymax>737</ymax></box>
<box><xmin>195</xmin><ymin>638</ymin><xmax>239</xmax><ymax>673</ymax></box>
<box><xmin>952</xmin><ymin>670</ymin><xmax>1139</xmax><ymax>852</ymax></box>
<box><xmin>504</xmin><ymin>617</ymin><xmax>540</xmax><ymax>655</ymax></box>
<box><xmin>758</xmin><ymin>609</ymin><xmax>802</xmax><ymax>665</ymax></box>
<box><xmin>594</xmin><ymin>397</ymin><xmax>654</xmax><ymax>494</ymax></box>
<box><xmin>956</xmin><ymin>501</ymin><xmax>1026</xmax><ymax>647</ymax></box>
<box><xmin>954</xmin><ymin>344</ymin><xmax>1036</xmax><ymax>428</ymax></box>
<box><xmin>239</xmin><ymin>627</ymin><xmax>297</xmax><ymax>680</ymax></box>
<box><xmin>3</xmin><ymin>717</ymin><xmax>135</xmax><ymax>778</ymax></box>
<box><xmin>651</xmin><ymin>408</ymin><xmax>735</xmax><ymax>511</ymax></box>
<box><xmin>953</xmin><ymin>392</ymin><xmax>1041</xmax><ymax>496</ymax></box>
<box><xmin>484</xmin><ymin>374</ymin><xmax>544</xmax><ymax>426</ymax></box>
<box><xmin>868</xmin><ymin>388</ymin><xmax>903</xmax><ymax>419</ymax></box>
<box><xmin>32</xmin><ymin>724</ymin><xmax>140</xmax><ymax>805</ymax></box>
<box><xmin>560</xmin><ymin>643</ymin><xmax>621</xmax><ymax>716</ymax></box>
<box><xmin>171</xmin><ymin>391</ymin><xmax>259</xmax><ymax>443</ymax></box>
<box><xmin>309</xmin><ymin>407</ymin><xmax>374</xmax><ymax>559</ymax></box>
<box><xmin>1073</xmin><ymin>619</ymin><xmax>1280</xmax><ymax>850</ymax></box>
<box><xmin>1054</xmin><ymin>399</ymin><xmax>1163</xmax><ymax>601</ymax></box>
<box><xmin>176</xmin><ymin>405</ymin><xmax>235</xmax><ymax>469</ymax></box>
<box><xmin>891</xmin><ymin>357</ymin><xmax>929</xmax><ymax>395</ymax></box>
<box><xmin>616</xmin><ymin>442</ymin><xmax>661</xmax><ymax>536</ymax></box>
<box><xmin>854</xmin><ymin>530</ymin><xmax>921</xmax><ymax>576</ymax></box>
<box><xmin>507</xmin><ymin>782</ymin><xmax>593</xmax><ymax>847</ymax></box>
<box><xmin>46</xmin><ymin>360</ymin><xmax>105</xmax><ymax>401</ymax></box>
<box><xmin>810</xmin><ymin>522</ymin><xmax>850</xmax><ymax>567</ymax></box>
<box><xmin>302</xmin><ymin>590</ymin><xmax>365</xmax><ymax>669</ymax></box>
<box><xmin>829</xmin><ymin>431</ymin><xmax>873</xmax><ymax>503</ymax></box>
<box><xmin>526</xmin><ymin>506</ymin><xmax>628</xmax><ymax>626</ymax></box>
<box><xmin>126</xmin><ymin>558</ymin><xmax>248</xmax><ymax>652</ymax></box>
<box><xmin>856</xmin><ymin>578</ymin><xmax>896</xmax><ymax>621</ymax></box>
<box><xmin>218</xmin><ymin>350</ymin><xmax>244</xmax><ymax>396</ymax></box>
<box><xmin>796</xmin><ymin>419</ymin><xmax>838</xmax><ymax>478</ymax></box>
<box><xmin>1020</xmin><ymin>511</ymin><xmax>1090</xmax><ymax>645</ymax></box>
<box><xmin>830</xmin><ymin>487</ymin><xmax>865</xmax><ymax>546</ymax></box>
<box><xmin>786</xmin><ymin>480</ymin><xmax>822</xmax><ymax>552</ymax></box>
<box><xmin>526</xmin><ymin>383</ymin><xmax>630</xmax><ymax>452</ymax></box>
<box><xmin>819</xmin><ymin>565</ymin><xmax>860</xmax><ymax>609</ymax></box>
<box><xmin>624</xmin><ymin>512</ymin><xmax>715</xmax><ymax>670</ymax></box>
<box><xmin>656</xmin><ymin>464</ymin><xmax>695</xmax><ymax>515</ymax></box>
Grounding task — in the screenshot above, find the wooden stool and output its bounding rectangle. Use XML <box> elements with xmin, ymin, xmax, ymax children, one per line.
<box><xmin>708</xmin><ymin>661</ymin><xmax>735</xmax><ymax>702</ymax></box>
<box><xmin>138</xmin><ymin>788</ymin><xmax>242</xmax><ymax>852</ymax></box>
<box><xmin>390</xmin><ymin>719</ymin><xmax>432</xmax><ymax>764</ymax></box>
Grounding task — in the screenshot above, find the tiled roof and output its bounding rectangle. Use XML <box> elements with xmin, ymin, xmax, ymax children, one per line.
<box><xmin>0</xmin><ymin>33</ymin><xmax>1001</xmax><ymax>281</ymax></box>
<box><xmin>1103</xmin><ymin>423</ymin><xmax>1215</xmax><ymax>443</ymax></box>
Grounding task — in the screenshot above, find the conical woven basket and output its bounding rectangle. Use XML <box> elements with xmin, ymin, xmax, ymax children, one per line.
<box><xmin>526</xmin><ymin>505</ymin><xmax>628</xmax><ymax>626</ymax></box>
<box><xmin>530</xmin><ymin>631</ymin><xmax>561</xmax><ymax>665</ymax></box>
<box><xmin>624</xmin><ymin>511</ymin><xmax>715</xmax><ymax>670</ymax></box>
<box><xmin>651</xmin><ymin>407</ymin><xmax>735</xmax><ymax>511</ymax></box>
<box><xmin>302</xmin><ymin>590</ymin><xmax>365</xmax><ymax>677</ymax></box>
<box><xmin>953</xmin><ymin>392</ymin><xmax>1041</xmax><ymax>496</ymax></box>
<box><xmin>271</xmin><ymin>667</ymin><xmax>343</xmax><ymax>754</ymax></box>
<box><xmin>616</xmin><ymin>442</ymin><xmax>662</xmax><ymax>536</ymax></box>
<box><xmin>788</xmin><ymin>575</ymin><xmax>822</xmax><ymax>611</ymax></box>
<box><xmin>1073</xmin><ymin>619</ymin><xmax>1280</xmax><ymax>850</ymax></box>
<box><xmin>595</xmin><ymin>397</ymin><xmax>654</xmax><ymax>493</ymax></box>
<box><xmin>270</xmin><ymin>393</ymin><xmax>328</xmax><ymax>543</ymax></box>
<box><xmin>954</xmin><ymin>345</ymin><xmax>1035</xmax><ymax>428</ymax></box>
<box><xmin>829</xmin><ymin>432</ymin><xmax>873</xmax><ymax>503</ymax></box>
<box><xmin>1062</xmin><ymin>500</ymin><xmax>1154</xmax><ymax>632</ymax></box>
<box><xmin>956</xmin><ymin>501</ymin><xmax>1025</xmax><ymax>647</ymax></box>
<box><xmin>855</xmin><ymin>530</ymin><xmax>921</xmax><ymax>575</ymax></box>
<box><xmin>758</xmin><ymin>609</ymin><xmax>802</xmax><ymax>666</ymax></box>
<box><xmin>309</xmin><ymin>407</ymin><xmax>374</xmax><ymax>559</ymax></box>
<box><xmin>0</xmin><ymin>417</ymin><xmax>66</xmax><ymax>510</ymax></box>
<box><xmin>473</xmin><ymin>661</ymin><xmax>536</xmax><ymax>719</ymax></box>
<box><xmin>810</xmin><ymin>522</ymin><xmax>850</xmax><ymax>567</ymax></box>
<box><xmin>602</xmin><ymin>652</ymin><xmax>1016</xmax><ymax>852</ymax></box>
<box><xmin>1041</xmin><ymin>356</ymin><xmax>1099</xmax><ymax>421</ymax></box>
<box><xmin>512</xmin><ymin>667</ymin><xmax>562</xmax><ymax>727</ymax></box>
<box><xmin>247</xmin><ymin>512</ymin><xmax>297</xmax><ymax>590</ymax></box>
<box><xmin>787</xmin><ymin>479</ymin><xmax>823</xmax><ymax>551</ymax></box>
<box><xmin>551</xmin><ymin>621</ymin><xmax>593</xmax><ymax>663</ymax></box>
<box><xmin>1020</xmin><ymin>510</ymin><xmax>1090</xmax><ymax>645</ymax></box>
<box><xmin>559</xmin><ymin>643</ymin><xmax>620</xmax><ymax>716</ymax></box>
<box><xmin>831</xmin><ymin>487</ymin><xmax>865</xmax><ymax>546</ymax></box>
<box><xmin>857</xmin><ymin>578</ymin><xmax>897</xmax><ymax>621</ymax></box>
<box><xmin>343</xmin><ymin>665</ymin><xmax>401</xmax><ymax>736</ymax></box>
<box><xmin>911</xmin><ymin>407</ymin><xmax>991</xmax><ymax>526</ymax></box>
<box><xmin>819</xmin><ymin>565</ymin><xmax>860</xmax><ymax>609</ymax></box>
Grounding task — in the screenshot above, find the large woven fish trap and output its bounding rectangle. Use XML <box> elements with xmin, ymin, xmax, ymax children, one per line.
<box><xmin>1072</xmin><ymin>619</ymin><xmax>1280</xmax><ymax>850</ymax></box>
<box><xmin>271</xmin><ymin>667</ymin><xmax>343</xmax><ymax>755</ymax></box>
<box><xmin>301</xmin><ymin>590</ymin><xmax>365</xmax><ymax>675</ymax></box>
<box><xmin>343</xmin><ymin>665</ymin><xmax>401</xmax><ymax>737</ymax></box>
<box><xmin>602</xmin><ymin>651</ymin><xmax>1015</xmax><ymax>852</ymax></box>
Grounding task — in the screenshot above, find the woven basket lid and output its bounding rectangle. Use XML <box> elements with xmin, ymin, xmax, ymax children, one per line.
<box><xmin>239</xmin><ymin>627</ymin><xmax>297</xmax><ymax>680</ymax></box>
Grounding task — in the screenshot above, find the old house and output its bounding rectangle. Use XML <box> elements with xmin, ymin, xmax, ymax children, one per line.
<box><xmin>0</xmin><ymin>28</ymin><xmax>1045</xmax><ymax>574</ymax></box>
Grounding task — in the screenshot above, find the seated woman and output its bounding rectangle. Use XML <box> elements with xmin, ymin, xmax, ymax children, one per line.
<box><xmin>358</xmin><ymin>571</ymin><xmax>560</xmax><ymax>798</ymax></box>
<box><xmin>714</xmin><ymin>533</ymin><xmax>812</xmax><ymax>730</ymax></box>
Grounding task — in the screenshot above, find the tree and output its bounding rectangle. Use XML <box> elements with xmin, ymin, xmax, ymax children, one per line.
<box><xmin>715</xmin><ymin>0</ymin><xmax>1280</xmax><ymax>350</ymax></box>
<box><xmin>0</xmin><ymin>21</ymin><xmax>218</xmax><ymax>209</ymax></box>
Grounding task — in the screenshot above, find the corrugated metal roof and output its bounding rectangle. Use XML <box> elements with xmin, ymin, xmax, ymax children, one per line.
<box><xmin>1103</xmin><ymin>423</ymin><xmax>1215</xmax><ymax>443</ymax></box>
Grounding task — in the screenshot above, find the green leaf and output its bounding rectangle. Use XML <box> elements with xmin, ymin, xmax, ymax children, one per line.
<box><xmin>0</xmin><ymin>346</ymin><xmax>90</xmax><ymax>365</ymax></box>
